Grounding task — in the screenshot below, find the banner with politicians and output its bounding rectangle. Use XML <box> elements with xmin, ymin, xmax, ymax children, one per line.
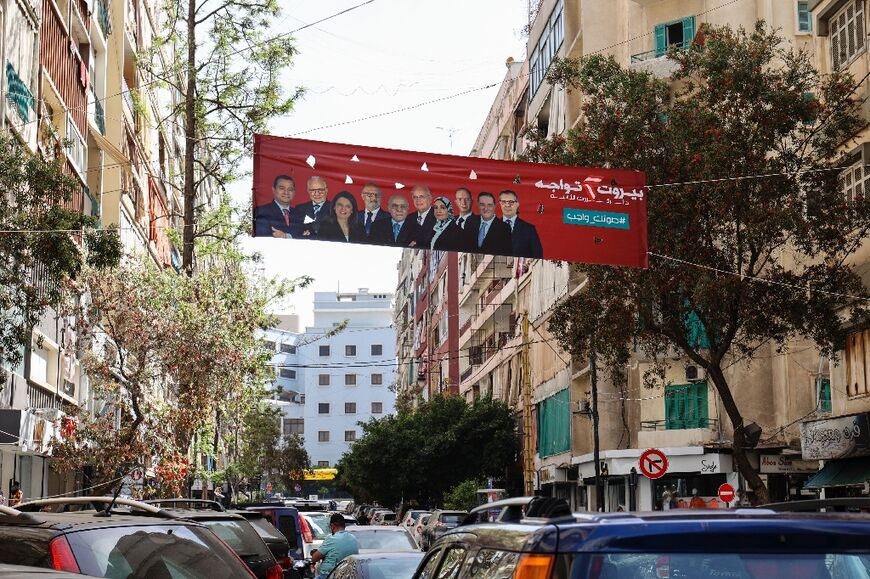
<box><xmin>252</xmin><ymin>135</ymin><xmax>649</xmax><ymax>268</ymax></box>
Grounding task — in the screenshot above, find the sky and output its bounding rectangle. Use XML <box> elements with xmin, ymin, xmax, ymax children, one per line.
<box><xmin>231</xmin><ymin>0</ymin><xmax>529</xmax><ymax>328</ymax></box>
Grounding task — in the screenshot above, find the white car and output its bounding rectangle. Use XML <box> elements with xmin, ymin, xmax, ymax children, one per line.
<box><xmin>400</xmin><ymin>509</ymin><xmax>429</xmax><ymax>529</ymax></box>
<box><xmin>299</xmin><ymin>511</ymin><xmax>330</xmax><ymax>558</ymax></box>
<box><xmin>412</xmin><ymin>513</ymin><xmax>431</xmax><ymax>547</ymax></box>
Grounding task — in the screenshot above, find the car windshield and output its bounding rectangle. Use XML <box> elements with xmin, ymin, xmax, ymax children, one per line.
<box><xmin>65</xmin><ymin>524</ymin><xmax>254</xmax><ymax>579</ymax></box>
<box><xmin>351</xmin><ymin>529</ymin><xmax>417</xmax><ymax>551</ymax></box>
<box><xmin>362</xmin><ymin>555</ymin><xmax>424</xmax><ymax>579</ymax></box>
<box><xmin>574</xmin><ymin>553</ymin><xmax>870</xmax><ymax>578</ymax></box>
<box><xmin>199</xmin><ymin>519</ymin><xmax>271</xmax><ymax>559</ymax></box>
<box><xmin>246</xmin><ymin>516</ymin><xmax>287</xmax><ymax>543</ymax></box>
<box><xmin>304</xmin><ymin>514</ymin><xmax>332</xmax><ymax>540</ymax></box>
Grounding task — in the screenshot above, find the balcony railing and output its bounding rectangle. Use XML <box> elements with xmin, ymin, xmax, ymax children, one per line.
<box><xmin>5</xmin><ymin>61</ymin><xmax>35</xmax><ymax>122</ymax></box>
<box><xmin>460</xmin><ymin>367</ymin><xmax>473</xmax><ymax>382</ymax></box>
<box><xmin>641</xmin><ymin>418</ymin><xmax>718</xmax><ymax>431</ymax></box>
<box><xmin>88</xmin><ymin>86</ymin><xmax>106</xmax><ymax>135</ymax></box>
<box><xmin>631</xmin><ymin>41</ymin><xmax>689</xmax><ymax>63</ymax></box>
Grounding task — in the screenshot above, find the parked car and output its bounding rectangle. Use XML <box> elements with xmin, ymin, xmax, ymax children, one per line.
<box><xmin>0</xmin><ymin>564</ymin><xmax>96</xmax><ymax>578</ymax></box>
<box><xmin>6</xmin><ymin>498</ymin><xmax>257</xmax><ymax>578</ymax></box>
<box><xmin>419</xmin><ymin>510</ymin><xmax>467</xmax><ymax>551</ymax></box>
<box><xmin>414</xmin><ymin>499</ymin><xmax>870</xmax><ymax>579</ymax></box>
<box><xmin>326</xmin><ymin>552</ymin><xmax>424</xmax><ymax>579</ymax></box>
<box><xmin>412</xmin><ymin>514</ymin><xmax>430</xmax><ymax>547</ymax></box>
<box><xmin>243</xmin><ymin>505</ymin><xmax>306</xmax><ymax>561</ymax></box>
<box><xmin>367</xmin><ymin>508</ymin><xmax>392</xmax><ymax>525</ymax></box>
<box><xmin>399</xmin><ymin>509</ymin><xmax>428</xmax><ymax>529</ymax></box>
<box><xmin>462</xmin><ymin>496</ymin><xmax>533</xmax><ymax>524</ymax></box>
<box><xmin>235</xmin><ymin>510</ymin><xmax>297</xmax><ymax>578</ymax></box>
<box><xmin>349</xmin><ymin>526</ymin><xmax>419</xmax><ymax>553</ymax></box>
<box><xmin>372</xmin><ymin>511</ymin><xmax>397</xmax><ymax>525</ymax></box>
<box><xmin>298</xmin><ymin>512</ymin><xmax>331</xmax><ymax>558</ymax></box>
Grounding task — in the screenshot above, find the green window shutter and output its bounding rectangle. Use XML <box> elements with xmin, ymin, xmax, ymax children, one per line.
<box><xmin>798</xmin><ymin>1</ymin><xmax>812</xmax><ymax>32</ymax></box>
<box><xmin>682</xmin><ymin>17</ymin><xmax>696</xmax><ymax>48</ymax></box>
<box><xmin>685</xmin><ymin>310</ymin><xmax>711</xmax><ymax>349</ymax></box>
<box><xmin>820</xmin><ymin>378</ymin><xmax>832</xmax><ymax>413</ymax></box>
<box><xmin>665</xmin><ymin>385</ymin><xmax>678</xmax><ymax>429</ymax></box>
<box><xmin>536</xmin><ymin>401</ymin><xmax>543</xmax><ymax>454</ymax></box>
<box><xmin>654</xmin><ymin>24</ymin><xmax>667</xmax><ymax>57</ymax></box>
<box><xmin>538</xmin><ymin>389</ymin><xmax>570</xmax><ymax>457</ymax></box>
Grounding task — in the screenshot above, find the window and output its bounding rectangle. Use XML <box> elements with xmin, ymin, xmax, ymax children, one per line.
<box><xmin>318</xmin><ymin>374</ymin><xmax>330</xmax><ymax>386</ymax></box>
<box><xmin>319</xmin><ymin>345</ymin><xmax>330</xmax><ymax>357</ymax></box>
<box><xmin>817</xmin><ymin>378</ymin><xmax>832</xmax><ymax>413</ymax></box>
<box><xmin>654</xmin><ymin>16</ymin><xmax>696</xmax><ymax>57</ymax></box>
<box><xmin>372</xmin><ymin>402</ymin><xmax>383</xmax><ymax>414</ymax></box>
<box><xmin>345</xmin><ymin>430</ymin><xmax>356</xmax><ymax>442</ymax></box>
<box><xmin>831</xmin><ymin>0</ymin><xmax>865</xmax><ymax>70</ymax></box>
<box><xmin>665</xmin><ymin>383</ymin><xmax>709</xmax><ymax>429</ymax></box>
<box><xmin>537</xmin><ymin>389</ymin><xmax>570</xmax><ymax>457</ymax></box>
<box><xmin>264</xmin><ymin>341</ymin><xmax>276</xmax><ymax>352</ymax></box>
<box><xmin>318</xmin><ymin>431</ymin><xmax>330</xmax><ymax>442</ymax></box>
<box><xmin>318</xmin><ymin>403</ymin><xmax>330</xmax><ymax>414</ymax></box>
<box><xmin>345</xmin><ymin>402</ymin><xmax>356</xmax><ymax>414</ymax></box>
<box><xmin>280</xmin><ymin>343</ymin><xmax>296</xmax><ymax>354</ymax></box>
<box><xmin>846</xmin><ymin>329</ymin><xmax>870</xmax><ymax>397</ymax></box>
<box><xmin>797</xmin><ymin>1</ymin><xmax>812</xmax><ymax>33</ymax></box>
<box><xmin>279</xmin><ymin>369</ymin><xmax>296</xmax><ymax>379</ymax></box>
<box><xmin>345</xmin><ymin>345</ymin><xmax>357</xmax><ymax>356</ymax></box>
<box><xmin>840</xmin><ymin>161</ymin><xmax>870</xmax><ymax>203</ymax></box>
<box><xmin>283</xmin><ymin>418</ymin><xmax>304</xmax><ymax>435</ymax></box>
<box><xmin>317</xmin><ymin>460</ymin><xmax>330</xmax><ymax>467</ymax></box>
<box><xmin>371</xmin><ymin>344</ymin><xmax>383</xmax><ymax>356</ymax></box>
<box><xmin>528</xmin><ymin>0</ymin><xmax>564</xmax><ymax>98</ymax></box>
<box><xmin>345</xmin><ymin>374</ymin><xmax>357</xmax><ymax>386</ymax></box>
<box><xmin>371</xmin><ymin>373</ymin><xmax>383</xmax><ymax>385</ymax></box>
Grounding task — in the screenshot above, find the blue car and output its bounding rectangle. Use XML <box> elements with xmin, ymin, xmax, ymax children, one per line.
<box><xmin>243</xmin><ymin>505</ymin><xmax>306</xmax><ymax>561</ymax></box>
<box><xmin>413</xmin><ymin>498</ymin><xmax>870</xmax><ymax>579</ymax></box>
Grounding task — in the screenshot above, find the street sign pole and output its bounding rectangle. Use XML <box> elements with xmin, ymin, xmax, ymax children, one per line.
<box><xmin>591</xmin><ymin>349</ymin><xmax>604</xmax><ymax>511</ymax></box>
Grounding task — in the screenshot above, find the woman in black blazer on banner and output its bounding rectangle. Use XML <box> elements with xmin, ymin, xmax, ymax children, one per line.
<box><xmin>318</xmin><ymin>191</ymin><xmax>367</xmax><ymax>243</ymax></box>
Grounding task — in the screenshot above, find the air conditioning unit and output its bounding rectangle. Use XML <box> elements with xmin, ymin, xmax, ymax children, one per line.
<box><xmin>685</xmin><ymin>365</ymin><xmax>706</xmax><ymax>382</ymax></box>
<box><xmin>576</xmin><ymin>399</ymin><xmax>591</xmax><ymax>414</ymax></box>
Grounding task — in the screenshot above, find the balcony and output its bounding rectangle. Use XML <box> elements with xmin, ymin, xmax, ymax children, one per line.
<box><xmin>629</xmin><ymin>41</ymin><xmax>687</xmax><ymax>78</ymax></box>
<box><xmin>638</xmin><ymin>418</ymin><xmax>719</xmax><ymax>448</ymax></box>
<box><xmin>5</xmin><ymin>62</ymin><xmax>35</xmax><ymax>123</ymax></box>
<box><xmin>88</xmin><ymin>86</ymin><xmax>105</xmax><ymax>135</ymax></box>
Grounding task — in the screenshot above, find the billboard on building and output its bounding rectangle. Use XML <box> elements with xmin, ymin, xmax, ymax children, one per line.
<box><xmin>253</xmin><ymin>135</ymin><xmax>648</xmax><ymax>268</ymax></box>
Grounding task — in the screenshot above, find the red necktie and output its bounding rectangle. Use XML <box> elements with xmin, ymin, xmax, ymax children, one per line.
<box><xmin>283</xmin><ymin>209</ymin><xmax>290</xmax><ymax>227</ymax></box>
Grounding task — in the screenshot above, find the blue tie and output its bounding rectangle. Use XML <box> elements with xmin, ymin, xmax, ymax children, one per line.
<box><xmin>393</xmin><ymin>221</ymin><xmax>401</xmax><ymax>241</ymax></box>
<box><xmin>477</xmin><ymin>221</ymin><xmax>489</xmax><ymax>248</ymax></box>
<box><xmin>365</xmin><ymin>211</ymin><xmax>373</xmax><ymax>235</ymax></box>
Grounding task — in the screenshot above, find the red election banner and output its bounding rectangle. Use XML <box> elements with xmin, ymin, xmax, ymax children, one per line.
<box><xmin>253</xmin><ymin>135</ymin><xmax>648</xmax><ymax>268</ymax></box>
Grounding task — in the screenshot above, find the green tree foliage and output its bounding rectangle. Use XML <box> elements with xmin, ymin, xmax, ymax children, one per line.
<box><xmin>0</xmin><ymin>134</ymin><xmax>120</xmax><ymax>379</ymax></box>
<box><xmin>527</xmin><ymin>23</ymin><xmax>870</xmax><ymax>504</ymax></box>
<box><xmin>335</xmin><ymin>396</ymin><xmax>516</xmax><ymax>506</ymax></box>
<box><xmin>237</xmin><ymin>402</ymin><xmax>310</xmax><ymax>494</ymax></box>
<box><xmin>443</xmin><ymin>478</ymin><xmax>485</xmax><ymax>511</ymax></box>
<box><xmin>143</xmin><ymin>0</ymin><xmax>302</xmax><ymax>271</ymax></box>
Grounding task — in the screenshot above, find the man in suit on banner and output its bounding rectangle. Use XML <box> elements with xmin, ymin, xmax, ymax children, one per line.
<box><xmin>454</xmin><ymin>187</ymin><xmax>480</xmax><ymax>234</ymax></box>
<box><xmin>499</xmin><ymin>189</ymin><xmax>543</xmax><ymax>258</ymax></box>
<box><xmin>357</xmin><ymin>183</ymin><xmax>390</xmax><ymax>240</ymax></box>
<box><xmin>474</xmin><ymin>192</ymin><xmax>512</xmax><ymax>255</ymax></box>
<box><xmin>371</xmin><ymin>194</ymin><xmax>419</xmax><ymax>247</ymax></box>
<box><xmin>254</xmin><ymin>175</ymin><xmax>303</xmax><ymax>238</ymax></box>
<box><xmin>407</xmin><ymin>184</ymin><xmax>436</xmax><ymax>245</ymax></box>
<box><xmin>295</xmin><ymin>175</ymin><xmax>332</xmax><ymax>236</ymax></box>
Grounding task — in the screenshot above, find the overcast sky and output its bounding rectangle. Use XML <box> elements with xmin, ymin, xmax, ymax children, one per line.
<box><xmin>232</xmin><ymin>0</ymin><xmax>529</xmax><ymax>328</ymax></box>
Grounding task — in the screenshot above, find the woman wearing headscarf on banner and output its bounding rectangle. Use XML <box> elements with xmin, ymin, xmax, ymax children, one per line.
<box><xmin>428</xmin><ymin>196</ymin><xmax>463</xmax><ymax>251</ymax></box>
<box><xmin>318</xmin><ymin>191</ymin><xmax>366</xmax><ymax>243</ymax></box>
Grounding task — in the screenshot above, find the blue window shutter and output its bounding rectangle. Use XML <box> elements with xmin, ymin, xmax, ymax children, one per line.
<box><xmin>798</xmin><ymin>2</ymin><xmax>812</xmax><ymax>32</ymax></box>
<box><xmin>654</xmin><ymin>24</ymin><xmax>667</xmax><ymax>57</ymax></box>
<box><xmin>682</xmin><ymin>16</ymin><xmax>696</xmax><ymax>48</ymax></box>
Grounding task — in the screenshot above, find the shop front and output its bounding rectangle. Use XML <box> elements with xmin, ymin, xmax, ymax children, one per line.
<box><xmin>759</xmin><ymin>453</ymin><xmax>819</xmax><ymax>502</ymax></box>
<box><xmin>801</xmin><ymin>412</ymin><xmax>870</xmax><ymax>497</ymax></box>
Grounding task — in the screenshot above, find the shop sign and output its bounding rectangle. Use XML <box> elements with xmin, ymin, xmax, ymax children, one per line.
<box><xmin>539</xmin><ymin>465</ymin><xmax>567</xmax><ymax>483</ymax></box>
<box><xmin>801</xmin><ymin>412</ymin><xmax>870</xmax><ymax>460</ymax></box>
<box><xmin>759</xmin><ymin>454</ymin><xmax>819</xmax><ymax>474</ymax></box>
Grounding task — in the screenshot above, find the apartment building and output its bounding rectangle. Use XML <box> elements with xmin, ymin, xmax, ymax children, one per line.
<box><xmin>459</xmin><ymin>0</ymin><xmax>838</xmax><ymax>510</ymax></box>
<box><xmin>267</xmin><ymin>289</ymin><xmax>397</xmax><ymax>468</ymax></box>
<box><xmin>0</xmin><ymin>0</ymin><xmax>186</xmax><ymax>498</ymax></box>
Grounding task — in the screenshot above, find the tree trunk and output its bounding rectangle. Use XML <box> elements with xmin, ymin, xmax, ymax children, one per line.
<box><xmin>707</xmin><ymin>363</ymin><xmax>769</xmax><ymax>505</ymax></box>
<box><xmin>182</xmin><ymin>0</ymin><xmax>197</xmax><ymax>275</ymax></box>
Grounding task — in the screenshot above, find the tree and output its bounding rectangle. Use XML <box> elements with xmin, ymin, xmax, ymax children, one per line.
<box><xmin>443</xmin><ymin>478</ymin><xmax>484</xmax><ymax>511</ymax></box>
<box><xmin>335</xmin><ymin>396</ymin><xmax>516</xmax><ymax>506</ymax></box>
<box><xmin>236</xmin><ymin>402</ymin><xmax>310</xmax><ymax>495</ymax></box>
<box><xmin>526</xmin><ymin>23</ymin><xmax>870</xmax><ymax>504</ymax></box>
<box><xmin>142</xmin><ymin>0</ymin><xmax>302</xmax><ymax>272</ymax></box>
<box><xmin>0</xmin><ymin>134</ymin><xmax>121</xmax><ymax>380</ymax></box>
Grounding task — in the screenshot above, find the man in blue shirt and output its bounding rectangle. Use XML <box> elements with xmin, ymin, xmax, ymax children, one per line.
<box><xmin>312</xmin><ymin>513</ymin><xmax>359</xmax><ymax>579</ymax></box>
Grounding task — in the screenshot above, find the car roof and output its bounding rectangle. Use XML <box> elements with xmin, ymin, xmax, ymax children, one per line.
<box><xmin>8</xmin><ymin>511</ymin><xmax>209</xmax><ymax>531</ymax></box>
<box><xmin>155</xmin><ymin>509</ymin><xmax>248</xmax><ymax>522</ymax></box>
<box><xmin>440</xmin><ymin>510</ymin><xmax>870</xmax><ymax>554</ymax></box>
<box><xmin>344</xmin><ymin>552</ymin><xmax>424</xmax><ymax>562</ymax></box>
<box><xmin>0</xmin><ymin>563</ymin><xmax>90</xmax><ymax>578</ymax></box>
<box><xmin>468</xmin><ymin>497</ymin><xmax>532</xmax><ymax>515</ymax></box>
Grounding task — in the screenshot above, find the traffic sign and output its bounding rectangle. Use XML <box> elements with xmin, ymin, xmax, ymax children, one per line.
<box><xmin>638</xmin><ymin>448</ymin><xmax>669</xmax><ymax>479</ymax></box>
<box><xmin>718</xmin><ymin>483</ymin><xmax>735</xmax><ymax>504</ymax></box>
<box><xmin>129</xmin><ymin>469</ymin><xmax>143</xmax><ymax>481</ymax></box>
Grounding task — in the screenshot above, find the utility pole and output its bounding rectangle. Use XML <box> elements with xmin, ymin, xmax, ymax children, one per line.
<box><xmin>591</xmin><ymin>349</ymin><xmax>604</xmax><ymax>511</ymax></box>
<box><xmin>521</xmin><ymin>313</ymin><xmax>534</xmax><ymax>496</ymax></box>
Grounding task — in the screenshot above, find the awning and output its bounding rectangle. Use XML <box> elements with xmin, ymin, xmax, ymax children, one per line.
<box><xmin>805</xmin><ymin>457</ymin><xmax>870</xmax><ymax>488</ymax></box>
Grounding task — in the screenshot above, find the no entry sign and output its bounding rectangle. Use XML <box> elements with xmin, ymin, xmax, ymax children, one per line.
<box><xmin>718</xmin><ymin>483</ymin><xmax>735</xmax><ymax>504</ymax></box>
<box><xmin>639</xmin><ymin>448</ymin><xmax>669</xmax><ymax>479</ymax></box>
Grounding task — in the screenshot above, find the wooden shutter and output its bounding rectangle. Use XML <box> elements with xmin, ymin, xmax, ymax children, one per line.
<box><xmin>856</xmin><ymin>0</ymin><xmax>865</xmax><ymax>51</ymax></box>
<box><xmin>654</xmin><ymin>24</ymin><xmax>667</xmax><ymax>57</ymax></box>
<box><xmin>682</xmin><ymin>17</ymin><xmax>696</xmax><ymax>47</ymax></box>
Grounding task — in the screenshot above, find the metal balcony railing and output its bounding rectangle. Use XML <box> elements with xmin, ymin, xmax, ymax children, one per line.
<box><xmin>630</xmin><ymin>41</ymin><xmax>689</xmax><ymax>63</ymax></box>
<box><xmin>641</xmin><ymin>418</ymin><xmax>718</xmax><ymax>431</ymax></box>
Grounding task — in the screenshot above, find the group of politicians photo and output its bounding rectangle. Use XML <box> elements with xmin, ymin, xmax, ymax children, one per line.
<box><xmin>254</xmin><ymin>174</ymin><xmax>544</xmax><ymax>258</ymax></box>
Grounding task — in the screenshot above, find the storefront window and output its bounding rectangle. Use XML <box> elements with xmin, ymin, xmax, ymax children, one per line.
<box><xmin>653</xmin><ymin>474</ymin><xmax>726</xmax><ymax>510</ymax></box>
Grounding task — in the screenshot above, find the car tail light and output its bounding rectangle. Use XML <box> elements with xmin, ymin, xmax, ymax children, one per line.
<box><xmin>266</xmin><ymin>563</ymin><xmax>284</xmax><ymax>579</ymax></box>
<box><xmin>299</xmin><ymin>515</ymin><xmax>314</xmax><ymax>543</ymax></box>
<box><xmin>655</xmin><ymin>556</ymin><xmax>670</xmax><ymax>579</ymax></box>
<box><xmin>277</xmin><ymin>555</ymin><xmax>293</xmax><ymax>570</ymax></box>
<box><xmin>514</xmin><ymin>553</ymin><xmax>554</xmax><ymax>579</ymax></box>
<box><xmin>48</xmin><ymin>536</ymin><xmax>80</xmax><ymax>573</ymax></box>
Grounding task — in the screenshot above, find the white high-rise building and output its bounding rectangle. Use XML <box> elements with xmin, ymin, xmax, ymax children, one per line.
<box><xmin>264</xmin><ymin>289</ymin><xmax>396</xmax><ymax>467</ymax></box>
